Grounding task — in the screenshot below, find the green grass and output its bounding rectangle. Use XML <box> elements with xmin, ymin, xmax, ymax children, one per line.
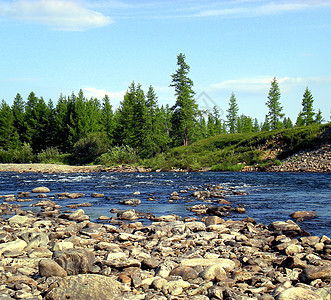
<box><xmin>144</xmin><ymin>123</ymin><xmax>330</xmax><ymax>171</ymax></box>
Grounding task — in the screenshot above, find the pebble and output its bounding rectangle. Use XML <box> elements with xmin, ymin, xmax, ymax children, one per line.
<box><xmin>0</xmin><ymin>186</ymin><xmax>330</xmax><ymax>299</ymax></box>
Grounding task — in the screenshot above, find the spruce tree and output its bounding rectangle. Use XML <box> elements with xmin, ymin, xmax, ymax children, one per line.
<box><xmin>170</xmin><ymin>53</ymin><xmax>197</xmax><ymax>146</ymax></box>
<box><xmin>0</xmin><ymin>100</ymin><xmax>20</xmax><ymax>150</ymax></box>
<box><xmin>265</xmin><ymin>77</ymin><xmax>284</xmax><ymax>130</ymax></box>
<box><xmin>12</xmin><ymin>93</ymin><xmax>25</xmax><ymax>143</ymax></box>
<box><xmin>315</xmin><ymin>109</ymin><xmax>324</xmax><ymax>124</ymax></box>
<box><xmin>226</xmin><ymin>92</ymin><xmax>239</xmax><ymax>133</ymax></box>
<box><xmin>300</xmin><ymin>87</ymin><xmax>315</xmax><ymax>125</ymax></box>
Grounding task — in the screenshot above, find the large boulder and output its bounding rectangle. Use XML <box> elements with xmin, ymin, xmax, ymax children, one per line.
<box><xmin>290</xmin><ymin>211</ymin><xmax>317</xmax><ymax>221</ymax></box>
<box><xmin>45</xmin><ymin>274</ymin><xmax>124</xmax><ymax>300</ymax></box>
<box><xmin>276</xmin><ymin>287</ymin><xmax>322</xmax><ymax>300</ymax></box>
<box><xmin>300</xmin><ymin>265</ymin><xmax>331</xmax><ymax>282</ymax></box>
<box><xmin>53</xmin><ymin>248</ymin><xmax>95</xmax><ymax>275</ymax></box>
<box><xmin>39</xmin><ymin>259</ymin><xmax>67</xmax><ymax>277</ymax></box>
<box><xmin>32</xmin><ymin>187</ymin><xmax>50</xmax><ymax>193</ymax></box>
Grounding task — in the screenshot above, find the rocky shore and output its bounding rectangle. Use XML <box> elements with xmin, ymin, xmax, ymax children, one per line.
<box><xmin>268</xmin><ymin>144</ymin><xmax>331</xmax><ymax>173</ymax></box>
<box><xmin>0</xmin><ymin>186</ymin><xmax>330</xmax><ymax>299</ymax></box>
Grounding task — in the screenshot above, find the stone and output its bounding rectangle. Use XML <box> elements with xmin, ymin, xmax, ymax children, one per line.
<box><xmin>290</xmin><ymin>211</ymin><xmax>317</xmax><ymax>221</ymax></box>
<box><xmin>8</xmin><ymin>215</ymin><xmax>36</xmax><ymax>225</ymax></box>
<box><xmin>170</xmin><ymin>266</ymin><xmax>199</xmax><ymax>281</ymax></box>
<box><xmin>185</xmin><ymin>221</ymin><xmax>206</xmax><ymax>231</ymax></box>
<box><xmin>117</xmin><ymin>209</ymin><xmax>140</xmax><ymax>220</ymax></box>
<box><xmin>32</xmin><ymin>187</ymin><xmax>50</xmax><ymax>193</ymax></box>
<box><xmin>269</xmin><ymin>220</ymin><xmax>301</xmax><ymax>232</ymax></box>
<box><xmin>285</xmin><ymin>244</ymin><xmax>303</xmax><ymax>256</ymax></box>
<box><xmin>45</xmin><ymin>274</ymin><xmax>124</xmax><ymax>300</ymax></box>
<box><xmin>281</xmin><ymin>256</ymin><xmax>307</xmax><ymax>269</ymax></box>
<box><xmin>68</xmin><ymin>209</ymin><xmax>90</xmax><ymax>221</ymax></box>
<box><xmin>0</xmin><ymin>239</ymin><xmax>27</xmax><ymax>256</ymax></box>
<box><xmin>39</xmin><ymin>259</ymin><xmax>67</xmax><ymax>277</ymax></box>
<box><xmin>53</xmin><ymin>248</ymin><xmax>95</xmax><ymax>275</ymax></box>
<box><xmin>204</xmin><ymin>216</ymin><xmax>224</xmax><ymax>226</ymax></box>
<box><xmin>142</xmin><ymin>257</ymin><xmax>161</xmax><ymax>269</ymax></box>
<box><xmin>300</xmin><ymin>265</ymin><xmax>331</xmax><ymax>282</ymax></box>
<box><xmin>180</xmin><ymin>258</ymin><xmax>235</xmax><ymax>272</ymax></box>
<box><xmin>52</xmin><ymin>241</ymin><xmax>74</xmax><ymax>251</ymax></box>
<box><xmin>91</xmin><ymin>193</ymin><xmax>104</xmax><ymax>198</ymax></box>
<box><xmin>119</xmin><ymin>199</ymin><xmax>141</xmax><ymax>206</ymax></box>
<box><xmin>200</xmin><ymin>264</ymin><xmax>227</xmax><ymax>281</ymax></box>
<box><xmin>276</xmin><ymin>287</ymin><xmax>322</xmax><ymax>300</ymax></box>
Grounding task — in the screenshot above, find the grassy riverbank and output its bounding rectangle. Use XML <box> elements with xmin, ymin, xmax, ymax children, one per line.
<box><xmin>143</xmin><ymin>123</ymin><xmax>331</xmax><ymax>171</ymax></box>
<box><xmin>0</xmin><ymin>123</ymin><xmax>329</xmax><ymax>173</ymax></box>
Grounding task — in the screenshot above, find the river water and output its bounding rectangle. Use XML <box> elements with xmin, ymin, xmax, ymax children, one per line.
<box><xmin>0</xmin><ymin>171</ymin><xmax>330</xmax><ymax>237</ymax></box>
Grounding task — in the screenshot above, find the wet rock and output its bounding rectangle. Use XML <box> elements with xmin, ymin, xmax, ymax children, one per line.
<box><xmin>119</xmin><ymin>199</ymin><xmax>141</xmax><ymax>206</ymax></box>
<box><xmin>53</xmin><ymin>248</ymin><xmax>95</xmax><ymax>275</ymax></box>
<box><xmin>44</xmin><ymin>274</ymin><xmax>124</xmax><ymax>300</ymax></box>
<box><xmin>290</xmin><ymin>210</ymin><xmax>317</xmax><ymax>221</ymax></box>
<box><xmin>32</xmin><ymin>187</ymin><xmax>50</xmax><ymax>193</ymax></box>
<box><xmin>117</xmin><ymin>209</ymin><xmax>140</xmax><ymax>220</ymax></box>
<box><xmin>91</xmin><ymin>193</ymin><xmax>104</xmax><ymax>198</ymax></box>
<box><xmin>68</xmin><ymin>209</ymin><xmax>90</xmax><ymax>222</ymax></box>
<box><xmin>39</xmin><ymin>259</ymin><xmax>67</xmax><ymax>277</ymax></box>
<box><xmin>269</xmin><ymin>220</ymin><xmax>302</xmax><ymax>236</ymax></box>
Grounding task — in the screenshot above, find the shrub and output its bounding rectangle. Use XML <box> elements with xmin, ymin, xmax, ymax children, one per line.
<box><xmin>73</xmin><ymin>132</ymin><xmax>109</xmax><ymax>164</ymax></box>
<box><xmin>95</xmin><ymin>145</ymin><xmax>140</xmax><ymax>165</ymax></box>
<box><xmin>37</xmin><ymin>147</ymin><xmax>62</xmax><ymax>163</ymax></box>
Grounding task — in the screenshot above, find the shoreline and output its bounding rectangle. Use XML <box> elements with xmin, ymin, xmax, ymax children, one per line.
<box><xmin>0</xmin><ymin>161</ymin><xmax>330</xmax><ymax>174</ymax></box>
<box><xmin>0</xmin><ymin>186</ymin><xmax>330</xmax><ymax>299</ymax></box>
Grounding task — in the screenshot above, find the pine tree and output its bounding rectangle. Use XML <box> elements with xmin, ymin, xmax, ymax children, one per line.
<box><xmin>252</xmin><ymin>118</ymin><xmax>260</xmax><ymax>132</ymax></box>
<box><xmin>0</xmin><ymin>100</ymin><xmax>20</xmax><ymax>150</ymax></box>
<box><xmin>12</xmin><ymin>93</ymin><xmax>25</xmax><ymax>143</ymax></box>
<box><xmin>170</xmin><ymin>53</ymin><xmax>198</xmax><ymax>146</ymax></box>
<box><xmin>101</xmin><ymin>95</ymin><xmax>114</xmax><ymax>143</ymax></box>
<box><xmin>315</xmin><ymin>109</ymin><xmax>324</xmax><ymax>124</ymax></box>
<box><xmin>300</xmin><ymin>87</ymin><xmax>315</xmax><ymax>125</ymax></box>
<box><xmin>226</xmin><ymin>92</ymin><xmax>239</xmax><ymax>133</ymax></box>
<box><xmin>266</xmin><ymin>77</ymin><xmax>284</xmax><ymax>130</ymax></box>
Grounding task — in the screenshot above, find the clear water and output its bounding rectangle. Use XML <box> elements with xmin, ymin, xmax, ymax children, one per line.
<box><xmin>0</xmin><ymin>171</ymin><xmax>330</xmax><ymax>237</ymax></box>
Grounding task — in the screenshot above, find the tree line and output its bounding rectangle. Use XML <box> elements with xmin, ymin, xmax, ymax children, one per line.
<box><xmin>0</xmin><ymin>53</ymin><xmax>326</xmax><ymax>164</ymax></box>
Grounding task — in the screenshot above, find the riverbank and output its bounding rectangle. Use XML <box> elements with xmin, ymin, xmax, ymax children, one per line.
<box><xmin>0</xmin><ymin>185</ymin><xmax>330</xmax><ymax>299</ymax></box>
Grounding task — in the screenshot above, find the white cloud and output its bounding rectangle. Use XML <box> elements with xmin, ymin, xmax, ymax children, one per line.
<box><xmin>83</xmin><ymin>87</ymin><xmax>125</xmax><ymax>108</ymax></box>
<box><xmin>194</xmin><ymin>0</ymin><xmax>331</xmax><ymax>18</ymax></box>
<box><xmin>210</xmin><ymin>76</ymin><xmax>331</xmax><ymax>94</ymax></box>
<box><xmin>0</xmin><ymin>0</ymin><xmax>113</xmax><ymax>31</ymax></box>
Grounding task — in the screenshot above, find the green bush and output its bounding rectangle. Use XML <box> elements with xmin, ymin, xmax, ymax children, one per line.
<box><xmin>95</xmin><ymin>145</ymin><xmax>140</xmax><ymax>165</ymax></box>
<box><xmin>36</xmin><ymin>147</ymin><xmax>62</xmax><ymax>163</ymax></box>
<box><xmin>0</xmin><ymin>143</ymin><xmax>35</xmax><ymax>163</ymax></box>
<box><xmin>73</xmin><ymin>132</ymin><xmax>109</xmax><ymax>164</ymax></box>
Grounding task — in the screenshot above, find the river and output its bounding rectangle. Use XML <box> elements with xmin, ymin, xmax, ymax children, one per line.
<box><xmin>0</xmin><ymin>171</ymin><xmax>330</xmax><ymax>237</ymax></box>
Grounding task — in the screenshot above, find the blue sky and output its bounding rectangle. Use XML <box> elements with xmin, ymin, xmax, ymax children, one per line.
<box><xmin>0</xmin><ymin>0</ymin><xmax>330</xmax><ymax>122</ymax></box>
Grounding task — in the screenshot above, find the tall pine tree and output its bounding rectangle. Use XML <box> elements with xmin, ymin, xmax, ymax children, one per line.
<box><xmin>170</xmin><ymin>53</ymin><xmax>197</xmax><ymax>146</ymax></box>
<box><xmin>265</xmin><ymin>77</ymin><xmax>284</xmax><ymax>130</ymax></box>
<box><xmin>226</xmin><ymin>92</ymin><xmax>239</xmax><ymax>133</ymax></box>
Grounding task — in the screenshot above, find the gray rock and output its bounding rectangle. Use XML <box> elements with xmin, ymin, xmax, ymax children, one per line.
<box><xmin>170</xmin><ymin>265</ymin><xmax>199</xmax><ymax>281</ymax></box>
<box><xmin>119</xmin><ymin>199</ymin><xmax>141</xmax><ymax>206</ymax></box>
<box><xmin>39</xmin><ymin>259</ymin><xmax>67</xmax><ymax>278</ymax></box>
<box><xmin>45</xmin><ymin>274</ymin><xmax>124</xmax><ymax>300</ymax></box>
<box><xmin>53</xmin><ymin>248</ymin><xmax>95</xmax><ymax>275</ymax></box>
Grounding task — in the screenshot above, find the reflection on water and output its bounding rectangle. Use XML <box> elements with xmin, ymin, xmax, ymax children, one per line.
<box><xmin>0</xmin><ymin>171</ymin><xmax>330</xmax><ymax>237</ymax></box>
